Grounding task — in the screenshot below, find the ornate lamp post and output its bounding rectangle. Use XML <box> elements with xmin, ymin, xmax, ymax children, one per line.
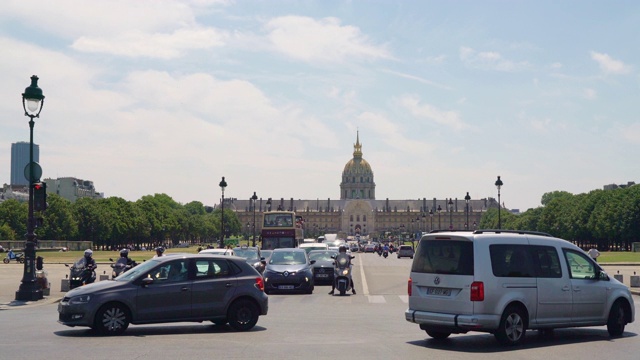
<box><xmin>448</xmin><ymin>198</ymin><xmax>454</xmax><ymax>230</ymax></box>
<box><xmin>429</xmin><ymin>209</ymin><xmax>433</xmax><ymax>232</ymax></box>
<box><xmin>251</xmin><ymin>191</ymin><xmax>258</xmax><ymax>246</ymax></box>
<box><xmin>495</xmin><ymin>176</ymin><xmax>503</xmax><ymax>229</ymax></box>
<box><xmin>437</xmin><ymin>205</ymin><xmax>442</xmax><ymax>230</ymax></box>
<box><xmin>464</xmin><ymin>192</ymin><xmax>471</xmax><ymax>230</ymax></box>
<box><xmin>266</xmin><ymin>198</ymin><xmax>272</xmax><ymax>212</ymax></box>
<box><xmin>16</xmin><ymin>75</ymin><xmax>45</xmax><ymax>301</ymax></box>
<box><xmin>219</xmin><ymin>176</ymin><xmax>227</xmax><ymax>248</ymax></box>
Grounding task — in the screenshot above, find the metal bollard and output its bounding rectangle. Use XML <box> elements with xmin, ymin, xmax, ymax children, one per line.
<box><xmin>60</xmin><ymin>278</ymin><xmax>70</xmax><ymax>292</ymax></box>
<box><xmin>630</xmin><ymin>276</ymin><xmax>640</xmax><ymax>287</ymax></box>
<box><xmin>614</xmin><ymin>274</ymin><xmax>623</xmax><ymax>283</ymax></box>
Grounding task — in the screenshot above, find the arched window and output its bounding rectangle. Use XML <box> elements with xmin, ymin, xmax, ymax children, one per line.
<box><xmin>350</xmin><ymin>215</ymin><xmax>353</xmax><ymax>221</ymax></box>
<box><xmin>357</xmin><ymin>215</ymin><xmax>360</xmax><ymax>222</ymax></box>
<box><xmin>363</xmin><ymin>215</ymin><xmax>367</xmax><ymax>222</ymax></box>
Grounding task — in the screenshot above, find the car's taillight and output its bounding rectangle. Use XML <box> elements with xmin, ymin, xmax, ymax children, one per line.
<box><xmin>255</xmin><ymin>277</ymin><xmax>264</xmax><ymax>292</ymax></box>
<box><xmin>470</xmin><ymin>281</ymin><xmax>484</xmax><ymax>301</ymax></box>
<box><xmin>408</xmin><ymin>278</ymin><xmax>412</xmax><ymax>296</ymax></box>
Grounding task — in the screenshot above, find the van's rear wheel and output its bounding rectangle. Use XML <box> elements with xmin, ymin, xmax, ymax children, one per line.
<box><xmin>495</xmin><ymin>305</ymin><xmax>526</xmax><ymax>346</ymax></box>
<box><xmin>426</xmin><ymin>330</ymin><xmax>451</xmax><ymax>340</ymax></box>
<box><xmin>607</xmin><ymin>301</ymin><xmax>626</xmax><ymax>337</ymax></box>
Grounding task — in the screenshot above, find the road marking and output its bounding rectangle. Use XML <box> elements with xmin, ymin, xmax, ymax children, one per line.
<box><xmin>398</xmin><ymin>295</ymin><xmax>408</xmax><ymax>303</ymax></box>
<box><xmin>368</xmin><ymin>295</ymin><xmax>385</xmax><ymax>303</ymax></box>
<box><xmin>359</xmin><ymin>256</ymin><xmax>369</xmax><ymax>295</ymax></box>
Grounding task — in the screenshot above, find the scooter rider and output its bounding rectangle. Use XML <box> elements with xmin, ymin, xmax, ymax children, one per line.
<box><xmin>153</xmin><ymin>246</ymin><xmax>165</xmax><ymax>258</ymax></box>
<box><xmin>83</xmin><ymin>249</ymin><xmax>97</xmax><ymax>284</ymax></box>
<box><xmin>328</xmin><ymin>245</ymin><xmax>356</xmax><ymax>295</ymax></box>
<box><xmin>120</xmin><ymin>248</ymin><xmax>137</xmax><ymax>267</ymax></box>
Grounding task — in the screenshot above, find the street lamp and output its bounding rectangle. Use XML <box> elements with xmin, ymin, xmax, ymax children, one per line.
<box><xmin>219</xmin><ymin>176</ymin><xmax>227</xmax><ymax>248</ymax></box>
<box><xmin>16</xmin><ymin>75</ymin><xmax>45</xmax><ymax>301</ymax></box>
<box><xmin>495</xmin><ymin>176</ymin><xmax>503</xmax><ymax>229</ymax></box>
<box><xmin>464</xmin><ymin>192</ymin><xmax>471</xmax><ymax>230</ymax></box>
<box><xmin>429</xmin><ymin>209</ymin><xmax>433</xmax><ymax>232</ymax></box>
<box><xmin>266</xmin><ymin>198</ymin><xmax>272</xmax><ymax>212</ymax></box>
<box><xmin>437</xmin><ymin>205</ymin><xmax>442</xmax><ymax>230</ymax></box>
<box><xmin>448</xmin><ymin>198</ymin><xmax>454</xmax><ymax>230</ymax></box>
<box><xmin>251</xmin><ymin>191</ymin><xmax>258</xmax><ymax>247</ymax></box>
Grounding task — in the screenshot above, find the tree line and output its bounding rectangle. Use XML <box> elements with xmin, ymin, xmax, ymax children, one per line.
<box><xmin>2</xmin><ymin>186</ymin><xmax>639</xmax><ymax>251</ymax></box>
<box><xmin>0</xmin><ymin>193</ymin><xmax>241</xmax><ymax>250</ymax></box>
<box><xmin>479</xmin><ymin>185</ymin><xmax>640</xmax><ymax>251</ymax></box>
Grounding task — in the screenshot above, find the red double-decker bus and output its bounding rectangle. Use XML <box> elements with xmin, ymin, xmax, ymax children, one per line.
<box><xmin>260</xmin><ymin>211</ymin><xmax>304</xmax><ymax>250</ymax></box>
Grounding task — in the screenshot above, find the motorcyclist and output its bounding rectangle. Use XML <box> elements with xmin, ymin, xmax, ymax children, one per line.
<box><xmin>383</xmin><ymin>243</ymin><xmax>390</xmax><ymax>254</ymax></box>
<box><xmin>83</xmin><ymin>249</ymin><xmax>97</xmax><ymax>284</ymax></box>
<box><xmin>120</xmin><ymin>248</ymin><xmax>137</xmax><ymax>268</ymax></box>
<box><xmin>328</xmin><ymin>245</ymin><xmax>356</xmax><ymax>295</ymax></box>
<box><xmin>153</xmin><ymin>246</ymin><xmax>165</xmax><ymax>258</ymax></box>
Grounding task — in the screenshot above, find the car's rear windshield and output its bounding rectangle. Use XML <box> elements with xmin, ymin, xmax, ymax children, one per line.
<box><xmin>411</xmin><ymin>239</ymin><xmax>474</xmax><ymax>275</ymax></box>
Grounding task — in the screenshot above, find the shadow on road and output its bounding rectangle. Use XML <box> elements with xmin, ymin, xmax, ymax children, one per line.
<box><xmin>54</xmin><ymin>324</ymin><xmax>267</xmax><ymax>337</ymax></box>
<box><xmin>406</xmin><ymin>328</ymin><xmax>637</xmax><ymax>352</ymax></box>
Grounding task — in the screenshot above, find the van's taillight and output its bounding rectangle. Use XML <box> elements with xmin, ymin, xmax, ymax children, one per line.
<box><xmin>470</xmin><ymin>281</ymin><xmax>484</xmax><ymax>301</ymax></box>
<box><xmin>255</xmin><ymin>277</ymin><xmax>264</xmax><ymax>292</ymax></box>
<box><xmin>408</xmin><ymin>278</ymin><xmax>413</xmax><ymax>296</ymax></box>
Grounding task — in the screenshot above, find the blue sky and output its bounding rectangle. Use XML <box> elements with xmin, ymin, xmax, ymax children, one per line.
<box><xmin>1</xmin><ymin>0</ymin><xmax>638</xmax><ymax>211</ymax></box>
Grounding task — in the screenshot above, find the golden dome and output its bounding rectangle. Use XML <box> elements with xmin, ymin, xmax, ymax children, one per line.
<box><xmin>342</xmin><ymin>131</ymin><xmax>373</xmax><ymax>175</ymax></box>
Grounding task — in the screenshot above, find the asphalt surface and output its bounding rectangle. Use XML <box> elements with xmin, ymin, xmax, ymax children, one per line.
<box><xmin>1</xmin><ymin>261</ymin><xmax>639</xmax><ymax>310</ymax></box>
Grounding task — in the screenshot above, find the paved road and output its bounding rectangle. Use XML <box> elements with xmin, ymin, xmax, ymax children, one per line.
<box><xmin>1</xmin><ymin>255</ymin><xmax>640</xmax><ymax>359</ymax></box>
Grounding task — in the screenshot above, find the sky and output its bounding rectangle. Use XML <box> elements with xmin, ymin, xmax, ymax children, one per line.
<box><xmin>1</xmin><ymin>0</ymin><xmax>638</xmax><ymax>212</ymax></box>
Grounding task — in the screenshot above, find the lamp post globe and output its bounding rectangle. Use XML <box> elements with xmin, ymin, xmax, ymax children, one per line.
<box><xmin>219</xmin><ymin>177</ymin><xmax>227</xmax><ymax>248</ymax></box>
<box><xmin>448</xmin><ymin>198</ymin><xmax>454</xmax><ymax>230</ymax></box>
<box><xmin>495</xmin><ymin>176</ymin><xmax>503</xmax><ymax>229</ymax></box>
<box><xmin>16</xmin><ymin>75</ymin><xmax>45</xmax><ymax>301</ymax></box>
<box><xmin>437</xmin><ymin>205</ymin><xmax>442</xmax><ymax>230</ymax></box>
<box><xmin>429</xmin><ymin>209</ymin><xmax>433</xmax><ymax>232</ymax></box>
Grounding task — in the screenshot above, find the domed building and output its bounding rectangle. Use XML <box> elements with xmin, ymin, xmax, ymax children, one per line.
<box><xmin>229</xmin><ymin>133</ymin><xmax>490</xmax><ymax>240</ymax></box>
<box><xmin>340</xmin><ymin>132</ymin><xmax>375</xmax><ymax>200</ymax></box>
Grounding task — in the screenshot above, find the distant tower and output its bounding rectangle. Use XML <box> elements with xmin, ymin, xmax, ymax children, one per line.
<box><xmin>340</xmin><ymin>131</ymin><xmax>376</xmax><ymax>200</ymax></box>
<box><xmin>11</xmin><ymin>141</ymin><xmax>39</xmax><ymax>186</ymax></box>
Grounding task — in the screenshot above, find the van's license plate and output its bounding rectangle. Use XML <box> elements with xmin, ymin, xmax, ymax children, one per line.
<box><xmin>426</xmin><ymin>287</ymin><xmax>451</xmax><ymax>296</ymax></box>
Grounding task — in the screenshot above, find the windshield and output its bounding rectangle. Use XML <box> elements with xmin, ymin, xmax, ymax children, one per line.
<box><xmin>269</xmin><ymin>251</ymin><xmax>307</xmax><ymax>265</ymax></box>
<box><xmin>73</xmin><ymin>257</ymin><xmax>87</xmax><ymax>268</ymax></box>
<box><xmin>116</xmin><ymin>258</ymin><xmax>161</xmax><ymax>281</ymax></box>
<box><xmin>308</xmin><ymin>251</ymin><xmax>337</xmax><ymax>262</ymax></box>
<box><xmin>234</xmin><ymin>248</ymin><xmax>259</xmax><ymax>261</ymax></box>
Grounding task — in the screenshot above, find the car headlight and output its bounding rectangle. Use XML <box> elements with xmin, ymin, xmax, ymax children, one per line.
<box><xmin>68</xmin><ymin>295</ymin><xmax>91</xmax><ymax>305</ymax></box>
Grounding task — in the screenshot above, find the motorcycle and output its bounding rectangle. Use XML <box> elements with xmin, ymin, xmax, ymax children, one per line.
<box><xmin>383</xmin><ymin>250</ymin><xmax>389</xmax><ymax>258</ymax></box>
<box><xmin>109</xmin><ymin>257</ymin><xmax>133</xmax><ymax>279</ymax></box>
<box><xmin>66</xmin><ymin>257</ymin><xmax>96</xmax><ymax>289</ymax></box>
<box><xmin>331</xmin><ymin>253</ymin><xmax>355</xmax><ymax>296</ymax></box>
<box><xmin>3</xmin><ymin>251</ymin><xmax>25</xmax><ymax>264</ymax></box>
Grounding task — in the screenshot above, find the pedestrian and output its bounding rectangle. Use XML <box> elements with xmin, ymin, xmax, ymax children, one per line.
<box><xmin>588</xmin><ymin>247</ymin><xmax>600</xmax><ymax>262</ymax></box>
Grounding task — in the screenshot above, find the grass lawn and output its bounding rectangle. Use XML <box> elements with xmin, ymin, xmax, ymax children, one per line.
<box><xmin>35</xmin><ymin>247</ymin><xmax>200</xmax><ymax>264</ymax></box>
<box><xmin>598</xmin><ymin>251</ymin><xmax>640</xmax><ymax>263</ymax></box>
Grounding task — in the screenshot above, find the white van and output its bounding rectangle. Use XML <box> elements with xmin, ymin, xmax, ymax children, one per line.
<box><xmin>299</xmin><ymin>242</ymin><xmax>329</xmax><ymax>254</ymax></box>
<box><xmin>405</xmin><ymin>230</ymin><xmax>635</xmax><ymax>345</ymax></box>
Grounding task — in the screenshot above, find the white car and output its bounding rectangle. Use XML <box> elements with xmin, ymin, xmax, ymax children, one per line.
<box><xmin>406</xmin><ymin>230</ymin><xmax>635</xmax><ymax>345</ymax></box>
<box><xmin>199</xmin><ymin>248</ymin><xmax>235</xmax><ymax>256</ymax></box>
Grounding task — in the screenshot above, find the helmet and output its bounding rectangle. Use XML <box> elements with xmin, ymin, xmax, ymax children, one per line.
<box><xmin>155</xmin><ymin>246</ymin><xmax>165</xmax><ymax>254</ymax></box>
<box><xmin>338</xmin><ymin>245</ymin><xmax>347</xmax><ymax>253</ymax></box>
<box><xmin>120</xmin><ymin>249</ymin><xmax>129</xmax><ymax>257</ymax></box>
<box><xmin>84</xmin><ymin>249</ymin><xmax>93</xmax><ymax>258</ymax></box>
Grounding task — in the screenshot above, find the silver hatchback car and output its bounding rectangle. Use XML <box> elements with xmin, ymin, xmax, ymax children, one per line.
<box><xmin>58</xmin><ymin>254</ymin><xmax>268</xmax><ymax>335</ymax></box>
<box><xmin>406</xmin><ymin>230</ymin><xmax>635</xmax><ymax>345</ymax></box>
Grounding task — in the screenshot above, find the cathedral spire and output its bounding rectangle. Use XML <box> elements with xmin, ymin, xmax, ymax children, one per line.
<box><xmin>353</xmin><ymin>130</ymin><xmax>362</xmax><ymax>159</ymax></box>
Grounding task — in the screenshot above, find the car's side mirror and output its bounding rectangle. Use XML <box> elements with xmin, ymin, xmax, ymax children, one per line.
<box><xmin>331</xmin><ymin>255</ymin><xmax>336</xmax><ymax>259</ymax></box>
<box><xmin>309</xmin><ymin>260</ymin><xmax>316</xmax><ymax>265</ymax></box>
<box><xmin>350</xmin><ymin>255</ymin><xmax>355</xmax><ymax>259</ymax></box>
<box><xmin>141</xmin><ymin>277</ymin><xmax>154</xmax><ymax>287</ymax></box>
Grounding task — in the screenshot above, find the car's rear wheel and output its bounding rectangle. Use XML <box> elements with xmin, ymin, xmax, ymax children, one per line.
<box><xmin>426</xmin><ymin>330</ymin><xmax>451</xmax><ymax>340</ymax></box>
<box><xmin>607</xmin><ymin>301</ymin><xmax>626</xmax><ymax>337</ymax></box>
<box><xmin>495</xmin><ymin>305</ymin><xmax>526</xmax><ymax>346</ymax></box>
<box><xmin>227</xmin><ymin>299</ymin><xmax>259</xmax><ymax>332</ymax></box>
<box><xmin>93</xmin><ymin>303</ymin><xmax>129</xmax><ymax>335</ymax></box>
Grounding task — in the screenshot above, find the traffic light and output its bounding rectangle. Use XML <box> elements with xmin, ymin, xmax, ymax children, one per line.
<box><xmin>33</xmin><ymin>182</ymin><xmax>47</xmax><ymax>212</ymax></box>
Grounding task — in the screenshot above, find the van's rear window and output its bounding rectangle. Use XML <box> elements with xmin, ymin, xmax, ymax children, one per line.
<box><xmin>411</xmin><ymin>240</ymin><xmax>474</xmax><ymax>275</ymax></box>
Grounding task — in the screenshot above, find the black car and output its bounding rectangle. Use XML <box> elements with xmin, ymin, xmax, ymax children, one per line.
<box><xmin>233</xmin><ymin>246</ymin><xmax>265</xmax><ymax>273</ymax></box>
<box><xmin>308</xmin><ymin>250</ymin><xmax>338</xmax><ymax>285</ymax></box>
<box><xmin>263</xmin><ymin>248</ymin><xmax>315</xmax><ymax>294</ymax></box>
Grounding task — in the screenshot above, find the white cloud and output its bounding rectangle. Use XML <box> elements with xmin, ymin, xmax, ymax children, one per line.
<box><xmin>590</xmin><ymin>51</ymin><xmax>632</xmax><ymax>75</ymax></box>
<box><xmin>264</xmin><ymin>16</ymin><xmax>392</xmax><ymax>63</ymax></box>
<box><xmin>583</xmin><ymin>88</ymin><xmax>597</xmax><ymax>100</ymax></box>
<box><xmin>381</xmin><ymin>69</ymin><xmax>452</xmax><ymax>90</ymax></box>
<box><xmin>459</xmin><ymin>46</ymin><xmax>530</xmax><ymax>72</ymax></box>
<box><xmin>618</xmin><ymin>123</ymin><xmax>640</xmax><ymax>144</ymax></box>
<box><xmin>357</xmin><ymin>112</ymin><xmax>432</xmax><ymax>155</ymax></box>
<box><xmin>397</xmin><ymin>95</ymin><xmax>468</xmax><ymax>131</ymax></box>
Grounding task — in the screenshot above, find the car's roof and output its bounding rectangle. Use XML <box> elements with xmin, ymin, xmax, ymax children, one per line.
<box><xmin>272</xmin><ymin>247</ymin><xmax>305</xmax><ymax>252</ymax></box>
<box><xmin>308</xmin><ymin>249</ymin><xmax>337</xmax><ymax>254</ymax></box>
